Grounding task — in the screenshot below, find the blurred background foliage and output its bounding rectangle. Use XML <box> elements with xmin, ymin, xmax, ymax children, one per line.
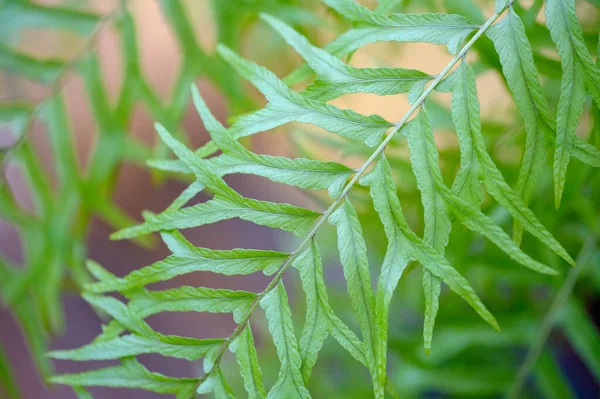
<box><xmin>0</xmin><ymin>0</ymin><xmax>599</xmax><ymax>398</ymax></box>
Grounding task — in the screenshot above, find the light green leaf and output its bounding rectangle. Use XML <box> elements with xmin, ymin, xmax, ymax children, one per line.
<box><xmin>127</xmin><ymin>287</ymin><xmax>257</xmax><ymax>323</ymax></box>
<box><xmin>436</xmin><ymin>68</ymin><xmax>483</xmax><ymax>208</ymax></box>
<box><xmin>546</xmin><ymin>0</ymin><xmax>600</xmax><ymax>207</ymax></box>
<box><xmin>150</xmin><ymin>153</ymin><xmax>353</xmax><ymax>200</ymax></box>
<box><xmin>421</xmin><ymin>272</ymin><xmax>441</xmax><ymax>355</ymax></box>
<box><xmin>50</xmin><ymin>293</ymin><xmax>222</xmax><ymax>361</ymax></box>
<box><xmin>113</xmin><ymin>124</ymin><xmax>321</xmax><ymax>239</ymax></box>
<box><xmin>166</xmin><ymin>180</ymin><xmax>206</xmax><ymax>211</ymax></box>
<box><xmin>260</xmin><ymin>283</ymin><xmax>311</xmax><ymax>399</ymax></box>
<box><xmin>363</xmin><ymin>155</ymin><xmax>499</xmax><ymax>330</ymax></box>
<box><xmin>191</xmin><ymin>87</ymin><xmax>354</xmax><ymax>198</ymax></box>
<box><xmin>111</xmin><ymin>193</ymin><xmax>320</xmax><ymax>240</ymax></box>
<box><xmin>402</xmin><ymin>109</ymin><xmax>452</xmax><ymax>354</ymax></box>
<box><xmin>322</xmin><ymin>0</ymin><xmax>478</xmax><ymax>55</ymax></box>
<box><xmin>197</xmin><ymin>365</ymin><xmax>236</xmax><ymax>399</ymax></box>
<box><xmin>438</xmin><ymin>185</ymin><xmax>558</xmax><ymax>275</ymax></box>
<box><xmin>362</xmin><ymin>156</ymin><xmax>497</xmax><ymax>394</ymax></box>
<box><xmin>87</xmin><ymin>232</ymin><xmax>288</xmax><ymax>292</ymax></box>
<box><xmin>214</xmin><ymin>154</ymin><xmax>354</xmax><ymax>199</ymax></box>
<box><xmin>495</xmin><ymin>0</ymin><xmax>509</xmax><ymax>13</ymax></box>
<box><xmin>98</xmin><ymin>286</ymin><xmax>256</xmax><ymax>343</ymax></box>
<box><xmin>325</xmin><ymin>306</ymin><xmax>369</xmax><ymax>368</ymax></box>
<box><xmin>321</xmin><ymin>0</ymin><xmax>372</xmax><ymax>21</ymax></box>
<box><xmin>49</xmin><ymin>334</ymin><xmax>224</xmax><ymax>362</ymax></box>
<box><xmin>230</xmin><ymin>324</ymin><xmax>266</xmax><ymax>399</ymax></box>
<box><xmin>262</xmin><ymin>14</ymin><xmax>432</xmax><ymax>102</ymax></box>
<box><xmin>375</xmin><ymin>0</ymin><xmax>403</xmax><ymax>14</ymax></box>
<box><xmin>292</xmin><ymin>241</ymin><xmax>331</xmax><ymax>384</ymax></box>
<box><xmin>361</xmin><ymin>156</ymin><xmax>412</xmax><ymax>395</ymax></box>
<box><xmin>217</xmin><ymin>45</ymin><xmax>393</xmax><ymax>147</ymax></box>
<box><xmin>48</xmin><ymin>358</ymin><xmax>199</xmax><ymax>398</ymax></box>
<box><xmin>196</xmin><ymin>358</ymin><xmax>235</xmax><ymax>399</ymax></box>
<box><xmin>444</xmin><ymin>61</ymin><xmax>574</xmax><ymax>266</ymax></box>
<box><xmin>487</xmin><ymin>8</ymin><xmax>553</xmax><ymax>245</ymax></box>
<box><xmin>154</xmin><ymin>123</ymin><xmax>234</xmax><ymax>198</ymax></box>
<box><xmin>292</xmin><ymin>240</ymin><xmax>368</xmax><ymax>382</ymax></box>
<box><xmin>572</xmin><ymin>139</ymin><xmax>600</xmax><ymax>167</ymax></box>
<box><xmin>81</xmin><ymin>293</ymin><xmax>153</xmax><ymax>336</ymax></box>
<box><xmin>329</xmin><ymin>200</ymin><xmax>377</xmax><ymax>369</ymax></box>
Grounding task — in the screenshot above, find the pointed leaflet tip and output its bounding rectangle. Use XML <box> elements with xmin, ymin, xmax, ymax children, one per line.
<box><xmin>258</xmin><ymin>12</ymin><xmax>274</xmax><ymax>24</ymax></box>
<box><xmin>554</xmin><ymin>187</ymin><xmax>562</xmax><ymax>210</ymax></box>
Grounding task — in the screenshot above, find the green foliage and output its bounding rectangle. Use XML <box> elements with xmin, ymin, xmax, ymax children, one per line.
<box><xmin>1</xmin><ymin>0</ymin><xmax>600</xmax><ymax>398</ymax></box>
<box><xmin>0</xmin><ymin>0</ymin><xmax>317</xmax><ymax>397</ymax></box>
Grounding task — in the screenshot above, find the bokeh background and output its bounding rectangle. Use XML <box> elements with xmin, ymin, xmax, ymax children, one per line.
<box><xmin>1</xmin><ymin>0</ymin><xmax>599</xmax><ymax>398</ymax></box>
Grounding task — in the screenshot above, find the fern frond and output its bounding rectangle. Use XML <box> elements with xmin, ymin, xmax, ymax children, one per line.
<box><xmin>545</xmin><ymin>0</ymin><xmax>600</xmax><ymax>207</ymax></box>
<box><xmin>48</xmin><ymin>357</ymin><xmax>199</xmax><ymax>399</ymax></box>
<box><xmin>262</xmin><ymin>14</ymin><xmax>433</xmax><ymax>103</ymax></box>
<box><xmin>438</xmin><ymin>60</ymin><xmax>575</xmax><ymax>266</ymax></box>
<box><xmin>44</xmin><ymin>1</ymin><xmax>600</xmax><ymax>398</ymax></box>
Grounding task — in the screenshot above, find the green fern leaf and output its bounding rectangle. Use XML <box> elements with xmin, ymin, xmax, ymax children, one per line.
<box><xmin>197</xmin><ymin>364</ymin><xmax>236</xmax><ymax>399</ymax></box>
<box><xmin>436</xmin><ymin>71</ymin><xmax>484</xmax><ymax>208</ymax></box>
<box><xmin>441</xmin><ymin>61</ymin><xmax>575</xmax><ymax>266</ymax></box>
<box><xmin>329</xmin><ymin>200</ymin><xmax>377</xmax><ymax>369</ymax></box>
<box><xmin>230</xmin><ymin>324</ymin><xmax>267</xmax><ymax>399</ymax></box>
<box><xmin>111</xmin><ymin>195</ymin><xmax>319</xmax><ymax>239</ymax></box>
<box><xmin>402</xmin><ymin>109</ymin><xmax>452</xmax><ymax>355</ymax></box>
<box><xmin>322</xmin><ymin>0</ymin><xmax>478</xmax><ymax>55</ymax></box>
<box><xmin>292</xmin><ymin>240</ymin><xmax>332</xmax><ymax>384</ymax></box>
<box><xmin>87</xmin><ymin>232</ymin><xmax>288</xmax><ymax>293</ymax></box>
<box><xmin>98</xmin><ymin>286</ymin><xmax>256</xmax><ymax>341</ymax></box>
<box><xmin>363</xmin><ymin>156</ymin><xmax>499</xmax><ymax>327</ymax></box>
<box><xmin>495</xmin><ymin>0</ymin><xmax>510</xmax><ymax>13</ymax></box>
<box><xmin>546</xmin><ymin>0</ymin><xmax>600</xmax><ymax>207</ymax></box>
<box><xmin>293</xmin><ymin>239</ymin><xmax>368</xmax><ymax>382</ymax></box>
<box><xmin>49</xmin><ymin>334</ymin><xmax>224</xmax><ymax>362</ymax></box>
<box><xmin>217</xmin><ymin>45</ymin><xmax>393</xmax><ymax>146</ymax></box>
<box><xmin>572</xmin><ymin>140</ymin><xmax>600</xmax><ymax>167</ymax></box>
<box><xmin>260</xmin><ymin>283</ymin><xmax>311</xmax><ymax>399</ymax></box>
<box><xmin>487</xmin><ymin>8</ymin><xmax>552</xmax><ymax>245</ymax></box>
<box><xmin>111</xmin><ymin>125</ymin><xmax>321</xmax><ymax>239</ymax></box>
<box><xmin>361</xmin><ymin>155</ymin><xmax>499</xmax><ymax>393</ymax></box>
<box><xmin>262</xmin><ymin>14</ymin><xmax>433</xmax><ymax>102</ymax></box>
<box><xmin>361</xmin><ymin>156</ymin><xmax>412</xmax><ymax>395</ymax></box>
<box><xmin>192</xmin><ymin>88</ymin><xmax>354</xmax><ymax>198</ymax></box>
<box><xmin>48</xmin><ymin>358</ymin><xmax>199</xmax><ymax>399</ymax></box>
<box><xmin>126</xmin><ymin>287</ymin><xmax>256</xmax><ymax>322</ymax></box>
<box><xmin>375</xmin><ymin>0</ymin><xmax>403</xmax><ymax>14</ymax></box>
<box><xmin>438</xmin><ymin>188</ymin><xmax>558</xmax><ymax>275</ymax></box>
<box><xmin>48</xmin><ymin>295</ymin><xmax>224</xmax><ymax>361</ymax></box>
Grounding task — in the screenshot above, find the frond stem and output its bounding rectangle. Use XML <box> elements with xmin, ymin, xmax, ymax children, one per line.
<box><xmin>194</xmin><ymin>2</ymin><xmax>514</xmax><ymax>393</ymax></box>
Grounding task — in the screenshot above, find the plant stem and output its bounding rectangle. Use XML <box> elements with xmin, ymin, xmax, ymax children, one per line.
<box><xmin>507</xmin><ymin>235</ymin><xmax>597</xmax><ymax>399</ymax></box>
<box><xmin>194</xmin><ymin>3</ymin><xmax>514</xmax><ymax>394</ymax></box>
